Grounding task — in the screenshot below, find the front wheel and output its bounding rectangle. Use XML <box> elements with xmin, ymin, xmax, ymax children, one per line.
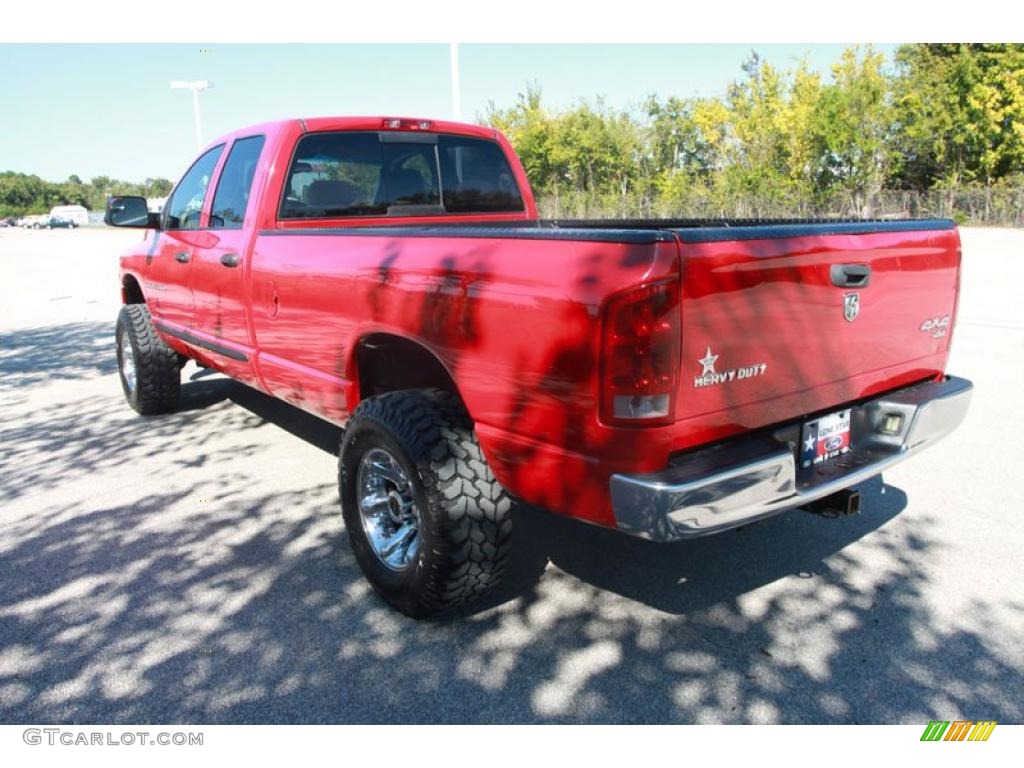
<box><xmin>339</xmin><ymin>389</ymin><xmax>513</xmax><ymax>618</ymax></box>
<box><xmin>115</xmin><ymin>304</ymin><xmax>180</xmax><ymax>415</ymax></box>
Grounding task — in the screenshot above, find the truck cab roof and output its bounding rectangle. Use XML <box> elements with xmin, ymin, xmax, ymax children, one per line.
<box><xmin>203</xmin><ymin>116</ymin><xmax>499</xmax><ymax>153</ymax></box>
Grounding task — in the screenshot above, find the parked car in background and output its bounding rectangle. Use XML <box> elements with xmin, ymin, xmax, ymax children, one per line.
<box><xmin>21</xmin><ymin>214</ymin><xmax>48</xmax><ymax>229</ymax></box>
<box><xmin>46</xmin><ymin>215</ymin><xmax>77</xmax><ymax>229</ymax></box>
<box><xmin>0</xmin><ymin>217</ymin><xmax>17</xmax><ymax>227</ymax></box>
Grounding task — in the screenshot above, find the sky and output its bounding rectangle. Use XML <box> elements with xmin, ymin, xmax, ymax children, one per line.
<box><xmin>0</xmin><ymin>43</ymin><xmax>898</xmax><ymax>183</ymax></box>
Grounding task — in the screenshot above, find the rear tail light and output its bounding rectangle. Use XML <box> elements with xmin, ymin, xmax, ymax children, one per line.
<box><xmin>601</xmin><ymin>279</ymin><xmax>680</xmax><ymax>426</ymax></box>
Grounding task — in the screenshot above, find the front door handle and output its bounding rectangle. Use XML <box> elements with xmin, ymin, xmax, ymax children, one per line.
<box><xmin>174</xmin><ymin>251</ymin><xmax>190</xmax><ymax>264</ymax></box>
<box><xmin>220</xmin><ymin>253</ymin><xmax>240</xmax><ymax>268</ymax></box>
<box><xmin>830</xmin><ymin>263</ymin><xmax>871</xmax><ymax>288</ymax></box>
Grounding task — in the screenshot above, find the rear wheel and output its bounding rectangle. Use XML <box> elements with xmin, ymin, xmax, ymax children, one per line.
<box><xmin>115</xmin><ymin>304</ymin><xmax>180</xmax><ymax>415</ymax></box>
<box><xmin>339</xmin><ymin>389</ymin><xmax>513</xmax><ymax>618</ymax></box>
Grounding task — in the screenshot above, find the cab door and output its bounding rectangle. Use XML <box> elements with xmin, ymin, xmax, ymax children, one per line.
<box><xmin>190</xmin><ymin>134</ymin><xmax>267</xmax><ymax>383</ymax></box>
<box><xmin>147</xmin><ymin>144</ymin><xmax>224</xmax><ymax>331</ymax></box>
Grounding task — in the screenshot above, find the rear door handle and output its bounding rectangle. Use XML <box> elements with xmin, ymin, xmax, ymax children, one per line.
<box><xmin>220</xmin><ymin>253</ymin><xmax>240</xmax><ymax>268</ymax></box>
<box><xmin>174</xmin><ymin>251</ymin><xmax>190</xmax><ymax>264</ymax></box>
<box><xmin>831</xmin><ymin>263</ymin><xmax>871</xmax><ymax>288</ymax></box>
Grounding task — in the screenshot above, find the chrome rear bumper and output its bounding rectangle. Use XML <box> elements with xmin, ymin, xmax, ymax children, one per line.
<box><xmin>610</xmin><ymin>376</ymin><xmax>973</xmax><ymax>541</ymax></box>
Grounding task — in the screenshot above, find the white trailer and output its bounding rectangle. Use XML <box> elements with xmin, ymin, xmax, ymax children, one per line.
<box><xmin>49</xmin><ymin>205</ymin><xmax>89</xmax><ymax>226</ymax></box>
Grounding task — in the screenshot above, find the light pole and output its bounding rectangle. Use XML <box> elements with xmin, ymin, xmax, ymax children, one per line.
<box><xmin>449</xmin><ymin>44</ymin><xmax>461</xmax><ymax>121</ymax></box>
<box><xmin>170</xmin><ymin>80</ymin><xmax>212</xmax><ymax>149</ymax></box>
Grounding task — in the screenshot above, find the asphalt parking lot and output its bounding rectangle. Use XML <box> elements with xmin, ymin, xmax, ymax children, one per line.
<box><xmin>0</xmin><ymin>225</ymin><xmax>1021</xmax><ymax>724</ymax></box>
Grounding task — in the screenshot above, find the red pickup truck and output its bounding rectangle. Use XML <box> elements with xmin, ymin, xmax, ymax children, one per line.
<box><xmin>106</xmin><ymin>116</ymin><xmax>972</xmax><ymax>617</ymax></box>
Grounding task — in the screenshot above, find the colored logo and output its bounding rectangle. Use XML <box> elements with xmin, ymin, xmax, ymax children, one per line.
<box><xmin>920</xmin><ymin>721</ymin><xmax>997</xmax><ymax>742</ymax></box>
<box><xmin>801</xmin><ymin>409</ymin><xmax>851</xmax><ymax>468</ymax></box>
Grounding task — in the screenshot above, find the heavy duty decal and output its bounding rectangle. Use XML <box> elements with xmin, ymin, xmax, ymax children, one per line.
<box><xmin>693</xmin><ymin>347</ymin><xmax>767</xmax><ymax>389</ymax></box>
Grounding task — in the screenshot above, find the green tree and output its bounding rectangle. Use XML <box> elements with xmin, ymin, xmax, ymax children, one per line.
<box><xmin>721</xmin><ymin>53</ymin><xmax>801</xmax><ymax>214</ymax></box>
<box><xmin>810</xmin><ymin>46</ymin><xmax>895</xmax><ymax>214</ymax></box>
<box><xmin>144</xmin><ymin>178</ymin><xmax>173</xmax><ymax>197</ymax></box>
<box><xmin>645</xmin><ymin>95</ymin><xmax>730</xmax><ymax>180</ymax></box>
<box><xmin>484</xmin><ymin>85</ymin><xmax>561</xmax><ymax>196</ymax></box>
<box><xmin>892</xmin><ymin>44</ymin><xmax>1024</xmax><ymax>188</ymax></box>
<box><xmin>0</xmin><ymin>171</ymin><xmax>174</xmax><ymax>218</ymax></box>
<box><xmin>552</xmin><ymin>99</ymin><xmax>643</xmax><ymax>197</ymax></box>
<box><xmin>782</xmin><ymin>61</ymin><xmax>825</xmax><ymax>195</ymax></box>
<box><xmin>484</xmin><ymin>87</ymin><xmax>647</xmax><ymax>214</ymax></box>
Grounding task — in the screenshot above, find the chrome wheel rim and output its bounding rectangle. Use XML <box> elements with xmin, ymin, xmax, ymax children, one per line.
<box><xmin>120</xmin><ymin>334</ymin><xmax>136</xmax><ymax>393</ymax></box>
<box><xmin>356</xmin><ymin>448</ymin><xmax>421</xmax><ymax>571</ymax></box>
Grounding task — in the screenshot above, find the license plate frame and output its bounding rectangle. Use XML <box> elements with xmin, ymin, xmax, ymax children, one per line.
<box><xmin>800</xmin><ymin>408</ymin><xmax>852</xmax><ymax>469</ymax></box>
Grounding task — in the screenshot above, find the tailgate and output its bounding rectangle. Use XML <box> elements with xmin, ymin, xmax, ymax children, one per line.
<box><xmin>670</xmin><ymin>221</ymin><xmax>961</xmax><ymax>447</ymax></box>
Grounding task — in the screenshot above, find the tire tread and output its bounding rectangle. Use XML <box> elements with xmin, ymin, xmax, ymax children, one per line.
<box><xmin>117</xmin><ymin>304</ymin><xmax>180</xmax><ymax>415</ymax></box>
<box><xmin>340</xmin><ymin>389</ymin><xmax>512</xmax><ymax>617</ymax></box>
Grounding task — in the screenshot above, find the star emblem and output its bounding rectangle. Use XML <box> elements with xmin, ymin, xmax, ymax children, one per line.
<box><xmin>698</xmin><ymin>347</ymin><xmax>719</xmax><ymax>376</ymax></box>
<box><xmin>804</xmin><ymin>434</ymin><xmax>816</xmax><ymax>452</ymax></box>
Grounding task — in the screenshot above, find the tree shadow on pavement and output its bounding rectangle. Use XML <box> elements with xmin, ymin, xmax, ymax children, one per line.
<box><xmin>0</xmin><ymin>321</ymin><xmax>118</xmax><ymax>392</ymax></box>
<box><xmin>0</xmin><ymin>321</ymin><xmax>1020</xmax><ymax>725</ymax></box>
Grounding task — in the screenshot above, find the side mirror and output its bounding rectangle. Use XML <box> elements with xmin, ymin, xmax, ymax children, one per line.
<box><xmin>105</xmin><ymin>196</ymin><xmax>160</xmax><ymax>229</ymax></box>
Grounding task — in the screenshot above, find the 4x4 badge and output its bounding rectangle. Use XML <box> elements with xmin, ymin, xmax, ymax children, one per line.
<box><xmin>844</xmin><ymin>292</ymin><xmax>860</xmax><ymax>322</ymax></box>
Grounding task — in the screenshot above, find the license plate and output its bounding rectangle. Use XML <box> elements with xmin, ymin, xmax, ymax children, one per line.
<box><xmin>800</xmin><ymin>409</ymin><xmax>852</xmax><ymax>469</ymax></box>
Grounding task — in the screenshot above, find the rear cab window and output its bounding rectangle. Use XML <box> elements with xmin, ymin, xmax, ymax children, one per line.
<box><xmin>438</xmin><ymin>135</ymin><xmax>523</xmax><ymax>213</ymax></box>
<box><xmin>280</xmin><ymin>131</ymin><xmax>524</xmax><ymax>220</ymax></box>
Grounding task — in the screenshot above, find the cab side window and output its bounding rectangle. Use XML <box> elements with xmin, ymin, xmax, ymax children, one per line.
<box><xmin>164</xmin><ymin>144</ymin><xmax>224</xmax><ymax>230</ymax></box>
<box><xmin>210</xmin><ymin>136</ymin><xmax>266</xmax><ymax>229</ymax></box>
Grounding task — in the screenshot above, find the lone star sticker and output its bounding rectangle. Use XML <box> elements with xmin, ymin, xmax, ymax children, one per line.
<box><xmin>698</xmin><ymin>347</ymin><xmax>719</xmax><ymax>376</ymax></box>
<box><xmin>804</xmin><ymin>434</ymin><xmax>816</xmax><ymax>452</ymax></box>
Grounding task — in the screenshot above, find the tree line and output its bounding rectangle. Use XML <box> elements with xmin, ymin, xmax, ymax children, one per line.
<box><xmin>3</xmin><ymin>44</ymin><xmax>1021</xmax><ymax>224</ymax></box>
<box><xmin>484</xmin><ymin>44</ymin><xmax>1024</xmax><ymax>223</ymax></box>
<box><xmin>0</xmin><ymin>173</ymin><xmax>172</xmax><ymax>219</ymax></box>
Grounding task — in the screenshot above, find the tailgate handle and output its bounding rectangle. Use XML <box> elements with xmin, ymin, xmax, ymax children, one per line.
<box><xmin>831</xmin><ymin>264</ymin><xmax>871</xmax><ymax>288</ymax></box>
